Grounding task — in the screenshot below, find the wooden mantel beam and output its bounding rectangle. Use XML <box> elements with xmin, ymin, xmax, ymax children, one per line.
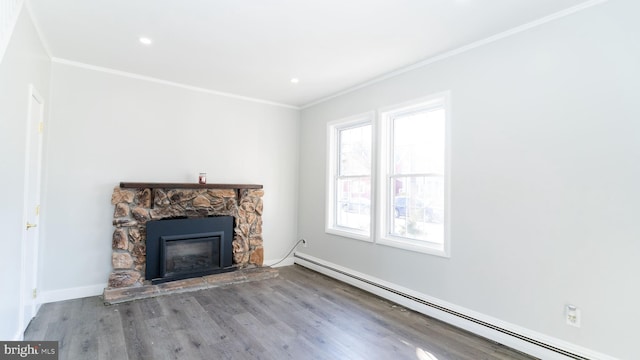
<box><xmin>119</xmin><ymin>182</ymin><xmax>263</xmax><ymax>190</ymax></box>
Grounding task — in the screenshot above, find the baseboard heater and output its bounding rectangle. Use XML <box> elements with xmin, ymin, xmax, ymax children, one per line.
<box><xmin>294</xmin><ymin>254</ymin><xmax>589</xmax><ymax>360</ymax></box>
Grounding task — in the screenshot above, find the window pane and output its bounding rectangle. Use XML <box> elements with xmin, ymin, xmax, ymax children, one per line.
<box><xmin>336</xmin><ymin>177</ymin><xmax>370</xmax><ymax>231</ymax></box>
<box><xmin>339</xmin><ymin>125</ymin><xmax>372</xmax><ymax>176</ymax></box>
<box><xmin>390</xmin><ymin>175</ymin><xmax>444</xmax><ymax>243</ymax></box>
<box><xmin>393</xmin><ymin>109</ymin><xmax>444</xmax><ymax>175</ymax></box>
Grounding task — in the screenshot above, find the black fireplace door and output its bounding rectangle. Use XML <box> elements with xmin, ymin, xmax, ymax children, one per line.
<box><xmin>146</xmin><ymin>216</ymin><xmax>234</xmax><ymax>283</ymax></box>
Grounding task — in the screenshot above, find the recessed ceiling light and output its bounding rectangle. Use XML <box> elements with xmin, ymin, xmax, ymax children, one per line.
<box><xmin>290</xmin><ymin>78</ymin><xmax>299</xmax><ymax>84</ymax></box>
<box><xmin>139</xmin><ymin>37</ymin><xmax>152</xmax><ymax>45</ymax></box>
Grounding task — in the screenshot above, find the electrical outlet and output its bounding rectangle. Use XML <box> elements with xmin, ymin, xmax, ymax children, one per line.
<box><xmin>566</xmin><ymin>304</ymin><xmax>581</xmax><ymax>328</ymax></box>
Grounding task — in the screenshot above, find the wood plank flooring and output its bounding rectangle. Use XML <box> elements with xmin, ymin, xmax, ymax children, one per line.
<box><xmin>25</xmin><ymin>265</ymin><xmax>535</xmax><ymax>360</ymax></box>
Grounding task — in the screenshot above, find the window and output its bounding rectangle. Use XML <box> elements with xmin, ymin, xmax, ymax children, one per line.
<box><xmin>326</xmin><ymin>92</ymin><xmax>449</xmax><ymax>257</ymax></box>
<box><xmin>326</xmin><ymin>113</ymin><xmax>373</xmax><ymax>240</ymax></box>
<box><xmin>378</xmin><ymin>94</ymin><xmax>449</xmax><ymax>256</ymax></box>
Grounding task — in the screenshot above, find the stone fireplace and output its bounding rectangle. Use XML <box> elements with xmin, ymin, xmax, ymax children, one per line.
<box><xmin>108</xmin><ymin>182</ymin><xmax>264</xmax><ymax>289</ymax></box>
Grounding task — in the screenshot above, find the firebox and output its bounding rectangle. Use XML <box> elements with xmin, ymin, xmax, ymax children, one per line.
<box><xmin>146</xmin><ymin>216</ymin><xmax>234</xmax><ymax>284</ymax></box>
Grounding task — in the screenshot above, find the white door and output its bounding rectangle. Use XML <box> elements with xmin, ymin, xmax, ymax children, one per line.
<box><xmin>20</xmin><ymin>85</ymin><xmax>44</xmax><ymax>332</ymax></box>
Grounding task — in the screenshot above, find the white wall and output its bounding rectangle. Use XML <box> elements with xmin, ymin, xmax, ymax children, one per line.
<box><xmin>40</xmin><ymin>62</ymin><xmax>299</xmax><ymax>296</ymax></box>
<box><xmin>0</xmin><ymin>8</ymin><xmax>50</xmax><ymax>340</ymax></box>
<box><xmin>298</xmin><ymin>1</ymin><xmax>640</xmax><ymax>358</ymax></box>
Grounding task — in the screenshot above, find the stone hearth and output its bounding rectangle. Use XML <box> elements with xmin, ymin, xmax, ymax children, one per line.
<box><xmin>107</xmin><ymin>183</ymin><xmax>264</xmax><ymax>289</ymax></box>
<box><xmin>104</xmin><ymin>266</ymin><xmax>278</xmax><ymax>304</ymax></box>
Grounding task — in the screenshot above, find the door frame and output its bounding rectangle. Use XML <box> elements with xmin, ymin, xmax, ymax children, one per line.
<box><xmin>19</xmin><ymin>84</ymin><xmax>44</xmax><ymax>335</ymax></box>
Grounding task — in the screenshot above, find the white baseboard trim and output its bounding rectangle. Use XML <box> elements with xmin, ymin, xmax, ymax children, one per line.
<box><xmin>294</xmin><ymin>252</ymin><xmax>616</xmax><ymax>360</ymax></box>
<box><xmin>38</xmin><ymin>284</ymin><xmax>106</xmax><ymax>305</ymax></box>
<box><xmin>36</xmin><ymin>259</ymin><xmax>295</xmax><ymax>305</ymax></box>
<box><xmin>264</xmin><ymin>257</ymin><xmax>295</xmax><ymax>268</ymax></box>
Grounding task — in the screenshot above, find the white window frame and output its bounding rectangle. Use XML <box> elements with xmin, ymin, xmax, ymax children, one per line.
<box><xmin>326</xmin><ymin>112</ymin><xmax>374</xmax><ymax>241</ymax></box>
<box><xmin>376</xmin><ymin>92</ymin><xmax>451</xmax><ymax>257</ymax></box>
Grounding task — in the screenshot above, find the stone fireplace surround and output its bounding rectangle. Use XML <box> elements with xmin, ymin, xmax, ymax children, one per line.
<box><xmin>107</xmin><ymin>182</ymin><xmax>265</xmax><ymax>291</ymax></box>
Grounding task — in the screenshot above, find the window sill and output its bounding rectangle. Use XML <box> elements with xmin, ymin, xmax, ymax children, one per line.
<box><xmin>326</xmin><ymin>227</ymin><xmax>372</xmax><ymax>243</ymax></box>
<box><xmin>377</xmin><ymin>236</ymin><xmax>449</xmax><ymax>258</ymax></box>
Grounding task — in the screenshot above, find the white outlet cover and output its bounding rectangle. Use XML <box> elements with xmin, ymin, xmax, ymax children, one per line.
<box><xmin>566</xmin><ymin>307</ymin><xmax>581</xmax><ymax>328</ymax></box>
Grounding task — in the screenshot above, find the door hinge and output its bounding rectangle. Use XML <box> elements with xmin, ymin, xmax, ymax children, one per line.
<box><xmin>38</xmin><ymin>122</ymin><xmax>44</xmax><ymax>134</ymax></box>
<box><xmin>32</xmin><ymin>288</ymin><xmax>37</xmax><ymax>299</ymax></box>
<box><xmin>35</xmin><ymin>205</ymin><xmax>40</xmax><ymax>216</ymax></box>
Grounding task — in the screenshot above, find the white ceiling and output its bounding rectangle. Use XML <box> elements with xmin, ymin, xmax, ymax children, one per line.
<box><xmin>28</xmin><ymin>0</ymin><xmax>590</xmax><ymax>108</ymax></box>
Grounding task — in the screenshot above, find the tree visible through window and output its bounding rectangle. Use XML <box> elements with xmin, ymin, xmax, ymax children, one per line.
<box><xmin>336</xmin><ymin>124</ymin><xmax>372</xmax><ymax>231</ymax></box>
<box><xmin>389</xmin><ymin>108</ymin><xmax>445</xmax><ymax>242</ymax></box>
<box><xmin>326</xmin><ymin>114</ymin><xmax>373</xmax><ymax>240</ymax></box>
<box><xmin>378</xmin><ymin>94</ymin><xmax>449</xmax><ymax>256</ymax></box>
<box><xmin>326</xmin><ymin>93</ymin><xmax>449</xmax><ymax>256</ymax></box>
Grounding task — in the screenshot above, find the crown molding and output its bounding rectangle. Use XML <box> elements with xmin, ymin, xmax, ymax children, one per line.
<box><xmin>51</xmin><ymin>57</ymin><xmax>300</xmax><ymax>110</ymax></box>
<box><xmin>301</xmin><ymin>0</ymin><xmax>609</xmax><ymax>110</ymax></box>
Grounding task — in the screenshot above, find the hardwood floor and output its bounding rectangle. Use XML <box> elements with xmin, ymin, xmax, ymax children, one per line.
<box><xmin>25</xmin><ymin>265</ymin><xmax>535</xmax><ymax>360</ymax></box>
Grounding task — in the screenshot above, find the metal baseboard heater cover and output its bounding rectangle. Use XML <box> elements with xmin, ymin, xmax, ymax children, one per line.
<box><xmin>294</xmin><ymin>254</ymin><xmax>589</xmax><ymax>360</ymax></box>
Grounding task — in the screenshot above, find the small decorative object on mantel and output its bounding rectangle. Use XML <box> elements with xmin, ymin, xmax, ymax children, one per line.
<box><xmin>198</xmin><ymin>172</ymin><xmax>207</xmax><ymax>184</ymax></box>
